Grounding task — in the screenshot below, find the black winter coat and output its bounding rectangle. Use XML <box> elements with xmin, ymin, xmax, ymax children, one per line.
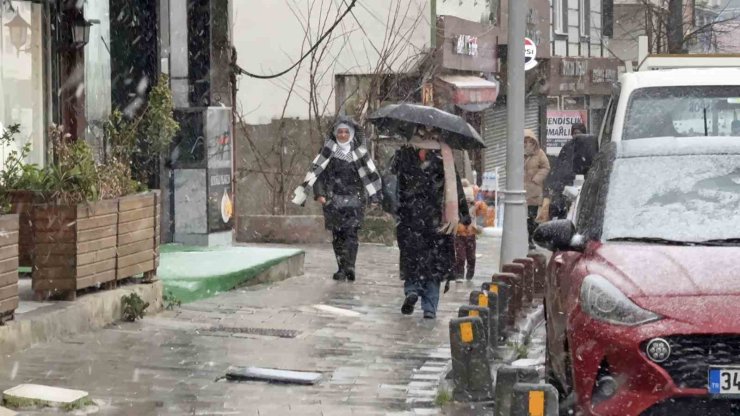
<box><xmin>392</xmin><ymin>147</ymin><xmax>470</xmax><ymax>282</ymax></box>
<box><xmin>313</xmin><ymin>156</ymin><xmax>366</xmax><ymax>231</ymax></box>
<box><xmin>545</xmin><ymin>139</ymin><xmax>576</xmax><ymax>206</ymax></box>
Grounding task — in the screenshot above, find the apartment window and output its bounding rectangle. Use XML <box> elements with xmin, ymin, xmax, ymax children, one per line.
<box><xmin>580</xmin><ymin>0</ymin><xmax>591</xmax><ymax>38</ymax></box>
<box><xmin>602</xmin><ymin>0</ymin><xmax>614</xmax><ymax>37</ymax></box>
<box><xmin>554</xmin><ymin>0</ymin><xmax>567</xmax><ymax>35</ymax></box>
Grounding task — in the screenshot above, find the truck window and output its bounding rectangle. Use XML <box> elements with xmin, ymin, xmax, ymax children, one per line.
<box><xmin>623</xmin><ymin>86</ymin><xmax>740</xmax><ymax>140</ymax></box>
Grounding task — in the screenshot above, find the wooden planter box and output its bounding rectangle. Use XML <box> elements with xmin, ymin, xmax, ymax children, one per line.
<box><xmin>29</xmin><ymin>191</ymin><xmax>160</xmax><ymax>300</ymax></box>
<box><xmin>9</xmin><ymin>190</ymin><xmax>34</xmax><ymax>268</ymax></box>
<box><xmin>0</xmin><ymin>214</ymin><xmax>19</xmax><ymax>323</ymax></box>
<box><xmin>116</xmin><ymin>191</ymin><xmax>160</xmax><ymax>282</ymax></box>
<box><xmin>31</xmin><ymin>200</ymin><xmax>118</xmax><ymax>300</ymax></box>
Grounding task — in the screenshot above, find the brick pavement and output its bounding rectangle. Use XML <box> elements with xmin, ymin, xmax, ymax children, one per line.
<box><xmin>0</xmin><ymin>237</ymin><xmax>501</xmax><ymax>416</ymax></box>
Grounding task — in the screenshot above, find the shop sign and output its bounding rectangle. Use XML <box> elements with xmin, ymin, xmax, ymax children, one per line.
<box><xmin>546</xmin><ymin>110</ymin><xmax>588</xmax><ymax>155</ymax></box>
<box><xmin>455</xmin><ymin>34</ymin><xmax>479</xmax><ymax>56</ymax></box>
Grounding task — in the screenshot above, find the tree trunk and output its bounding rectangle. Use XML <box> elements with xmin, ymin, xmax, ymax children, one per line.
<box><xmin>667</xmin><ymin>0</ymin><xmax>685</xmax><ymax>53</ymax></box>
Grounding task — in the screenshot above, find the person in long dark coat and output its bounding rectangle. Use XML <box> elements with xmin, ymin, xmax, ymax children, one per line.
<box><xmin>542</xmin><ymin>123</ymin><xmax>585</xmax><ymax>220</ymax></box>
<box><xmin>392</xmin><ymin>128</ymin><xmax>470</xmax><ymax>319</ymax></box>
<box><xmin>292</xmin><ymin>117</ymin><xmax>383</xmax><ymax>282</ymax></box>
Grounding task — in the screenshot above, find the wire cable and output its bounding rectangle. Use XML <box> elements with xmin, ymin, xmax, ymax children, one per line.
<box><xmin>236</xmin><ymin>0</ymin><xmax>358</xmax><ymax>79</ymax></box>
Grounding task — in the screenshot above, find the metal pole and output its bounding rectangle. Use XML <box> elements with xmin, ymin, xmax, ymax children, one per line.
<box><xmin>501</xmin><ymin>0</ymin><xmax>528</xmax><ymax>266</ymax></box>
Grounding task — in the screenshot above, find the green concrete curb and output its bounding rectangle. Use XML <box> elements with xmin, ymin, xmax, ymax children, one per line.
<box><xmin>158</xmin><ymin>245</ymin><xmax>305</xmax><ymax>304</ymax></box>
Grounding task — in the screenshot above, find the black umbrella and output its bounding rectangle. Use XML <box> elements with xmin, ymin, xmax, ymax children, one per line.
<box><xmin>367</xmin><ymin>103</ymin><xmax>485</xmax><ymax>150</ymax></box>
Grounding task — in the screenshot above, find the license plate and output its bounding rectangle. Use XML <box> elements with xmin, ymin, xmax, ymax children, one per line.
<box><xmin>708</xmin><ymin>367</ymin><xmax>740</xmax><ymax>395</ymax></box>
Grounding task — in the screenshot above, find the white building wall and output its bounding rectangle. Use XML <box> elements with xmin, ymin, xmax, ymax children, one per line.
<box><xmin>233</xmin><ymin>0</ymin><xmax>430</xmax><ymax>125</ymax></box>
<box><xmin>436</xmin><ymin>0</ymin><xmax>491</xmax><ymax>23</ymax></box>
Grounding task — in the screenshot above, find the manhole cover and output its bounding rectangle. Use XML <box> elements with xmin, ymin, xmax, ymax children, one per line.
<box><xmin>205</xmin><ymin>327</ymin><xmax>300</xmax><ymax>338</ymax></box>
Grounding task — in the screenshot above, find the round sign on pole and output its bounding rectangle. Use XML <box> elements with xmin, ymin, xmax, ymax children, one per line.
<box><xmin>524</xmin><ymin>37</ymin><xmax>538</xmax><ymax>71</ymax></box>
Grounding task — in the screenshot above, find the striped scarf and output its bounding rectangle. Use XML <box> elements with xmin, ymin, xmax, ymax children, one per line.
<box><xmin>291</xmin><ymin>139</ymin><xmax>383</xmax><ymax>206</ymax></box>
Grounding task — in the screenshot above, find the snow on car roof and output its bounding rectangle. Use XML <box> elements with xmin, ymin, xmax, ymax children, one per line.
<box><xmin>617</xmin><ymin>136</ymin><xmax>740</xmax><ymax>158</ymax></box>
<box><xmin>623</xmin><ymin>68</ymin><xmax>740</xmax><ymax>89</ymax></box>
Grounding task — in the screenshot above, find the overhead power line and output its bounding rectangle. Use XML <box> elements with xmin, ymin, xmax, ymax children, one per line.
<box><xmin>236</xmin><ymin>0</ymin><xmax>358</xmax><ymax>80</ymax></box>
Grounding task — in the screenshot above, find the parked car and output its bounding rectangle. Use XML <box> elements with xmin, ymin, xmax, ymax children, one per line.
<box><xmin>598</xmin><ymin>68</ymin><xmax>740</xmax><ymax>148</ymax></box>
<box><xmin>535</xmin><ymin>136</ymin><xmax>740</xmax><ymax>416</ymax></box>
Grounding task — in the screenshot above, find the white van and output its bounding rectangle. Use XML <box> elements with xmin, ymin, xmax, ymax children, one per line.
<box><xmin>598</xmin><ymin>67</ymin><xmax>740</xmax><ymax>147</ymax></box>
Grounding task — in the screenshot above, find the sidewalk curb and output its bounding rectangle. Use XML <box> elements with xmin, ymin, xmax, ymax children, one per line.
<box><xmin>0</xmin><ymin>282</ymin><xmax>163</xmax><ymax>357</ymax></box>
<box><xmin>405</xmin><ymin>346</ymin><xmax>452</xmax><ymax>413</ymax></box>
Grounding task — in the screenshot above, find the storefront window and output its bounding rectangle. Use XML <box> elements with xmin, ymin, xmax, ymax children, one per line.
<box><xmin>0</xmin><ymin>1</ymin><xmax>46</xmax><ymax>169</ymax></box>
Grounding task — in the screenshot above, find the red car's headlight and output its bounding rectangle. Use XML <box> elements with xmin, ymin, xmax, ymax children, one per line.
<box><xmin>580</xmin><ymin>274</ymin><xmax>661</xmax><ymax>326</ymax></box>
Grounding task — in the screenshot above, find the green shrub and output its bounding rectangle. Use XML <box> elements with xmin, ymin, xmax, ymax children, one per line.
<box><xmin>121</xmin><ymin>293</ymin><xmax>150</xmax><ymax>322</ymax></box>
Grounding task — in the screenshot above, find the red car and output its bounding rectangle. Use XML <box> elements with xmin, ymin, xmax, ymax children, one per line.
<box><xmin>535</xmin><ymin>137</ymin><xmax>740</xmax><ymax>416</ymax></box>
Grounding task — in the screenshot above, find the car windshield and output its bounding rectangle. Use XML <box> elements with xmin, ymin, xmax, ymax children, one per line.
<box><xmin>603</xmin><ymin>154</ymin><xmax>740</xmax><ymax>242</ymax></box>
<box><xmin>623</xmin><ymin>86</ymin><xmax>740</xmax><ymax>140</ymax></box>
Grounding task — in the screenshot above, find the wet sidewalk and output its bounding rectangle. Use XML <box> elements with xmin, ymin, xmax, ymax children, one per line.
<box><xmin>0</xmin><ymin>238</ymin><xmax>501</xmax><ymax>415</ymax></box>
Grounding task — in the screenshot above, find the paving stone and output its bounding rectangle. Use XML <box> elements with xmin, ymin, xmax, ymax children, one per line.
<box><xmin>408</xmin><ymin>382</ymin><xmax>435</xmax><ymax>389</ymax></box>
<box><xmin>411</xmin><ymin>374</ymin><xmax>441</xmax><ymax>381</ymax></box>
<box><xmin>407</xmin><ymin>389</ymin><xmax>437</xmax><ymax>396</ymax></box>
<box><xmin>2</xmin><ymin>384</ymin><xmax>88</xmax><ymax>408</ymax></box>
<box><xmin>413</xmin><ymin>409</ymin><xmax>441</xmax><ymax>415</ymax></box>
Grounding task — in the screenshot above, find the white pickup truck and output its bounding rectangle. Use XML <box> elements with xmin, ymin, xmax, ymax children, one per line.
<box><xmin>597</xmin><ymin>56</ymin><xmax>740</xmax><ymax>148</ymax></box>
<box><xmin>565</xmin><ymin>56</ymin><xmax>740</xmax><ymax>219</ymax></box>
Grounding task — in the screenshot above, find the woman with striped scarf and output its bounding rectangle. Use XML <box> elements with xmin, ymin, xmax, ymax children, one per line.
<box><xmin>292</xmin><ymin>117</ymin><xmax>382</xmax><ymax>282</ymax></box>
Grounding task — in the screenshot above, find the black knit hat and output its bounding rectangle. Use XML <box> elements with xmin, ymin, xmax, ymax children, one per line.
<box><xmin>571</xmin><ymin>122</ymin><xmax>587</xmax><ymax>136</ymax></box>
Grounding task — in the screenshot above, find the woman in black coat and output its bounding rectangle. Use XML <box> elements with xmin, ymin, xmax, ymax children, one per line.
<box><xmin>392</xmin><ymin>128</ymin><xmax>470</xmax><ymax>319</ymax></box>
<box><xmin>306</xmin><ymin>118</ymin><xmax>382</xmax><ymax>281</ymax></box>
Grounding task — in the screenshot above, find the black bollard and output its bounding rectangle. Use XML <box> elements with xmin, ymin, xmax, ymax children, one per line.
<box><xmin>449</xmin><ymin>317</ymin><xmax>494</xmax><ymax>403</ymax></box>
<box><xmin>459</xmin><ymin>305</ymin><xmax>493</xmax><ymax>356</ymax></box>
<box><xmin>511</xmin><ymin>383</ymin><xmax>559</xmax><ymax>416</ymax></box>
<box><xmin>494</xmin><ymin>365</ymin><xmax>539</xmax><ymax>416</ymax></box>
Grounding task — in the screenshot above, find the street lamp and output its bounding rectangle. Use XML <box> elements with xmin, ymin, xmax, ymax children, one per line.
<box><xmin>70</xmin><ymin>13</ymin><xmax>94</xmax><ymax>49</ymax></box>
<box><xmin>4</xmin><ymin>13</ymin><xmax>30</xmax><ymax>56</ymax></box>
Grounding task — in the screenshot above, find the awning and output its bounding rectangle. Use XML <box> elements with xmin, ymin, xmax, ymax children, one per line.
<box><xmin>436</xmin><ymin>75</ymin><xmax>500</xmax><ymax>112</ymax></box>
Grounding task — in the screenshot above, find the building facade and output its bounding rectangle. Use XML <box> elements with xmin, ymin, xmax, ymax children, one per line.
<box><xmin>0</xmin><ymin>0</ymin><xmax>235</xmax><ymax>246</ymax></box>
<box><xmin>230</xmin><ymin>0</ymin><xmax>431</xmax><ymax>222</ymax></box>
<box><xmin>232</xmin><ymin>0</ymin><xmax>431</xmax><ymax>125</ymax></box>
<box><xmin>542</xmin><ymin>0</ymin><xmax>621</xmax><ymax>157</ymax></box>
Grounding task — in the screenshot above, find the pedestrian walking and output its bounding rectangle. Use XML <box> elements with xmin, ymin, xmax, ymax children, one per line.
<box><xmin>393</xmin><ymin>127</ymin><xmax>470</xmax><ymax>319</ymax></box>
<box><xmin>541</xmin><ymin>122</ymin><xmax>585</xmax><ymax>221</ymax></box>
<box><xmin>454</xmin><ymin>180</ymin><xmax>487</xmax><ymax>281</ymax></box>
<box><xmin>292</xmin><ymin>117</ymin><xmax>383</xmax><ymax>281</ymax></box>
<box><xmin>524</xmin><ymin>129</ymin><xmax>550</xmax><ymax>249</ymax></box>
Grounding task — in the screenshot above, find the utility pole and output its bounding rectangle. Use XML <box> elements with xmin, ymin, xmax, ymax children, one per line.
<box><xmin>500</xmin><ymin>0</ymin><xmax>527</xmax><ymax>266</ymax></box>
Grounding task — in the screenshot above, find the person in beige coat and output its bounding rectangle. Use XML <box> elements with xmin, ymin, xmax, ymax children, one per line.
<box><xmin>524</xmin><ymin>129</ymin><xmax>550</xmax><ymax>249</ymax></box>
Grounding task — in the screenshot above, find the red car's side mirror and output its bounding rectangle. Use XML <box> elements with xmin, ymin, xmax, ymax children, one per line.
<box><xmin>534</xmin><ymin>219</ymin><xmax>584</xmax><ymax>252</ymax></box>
